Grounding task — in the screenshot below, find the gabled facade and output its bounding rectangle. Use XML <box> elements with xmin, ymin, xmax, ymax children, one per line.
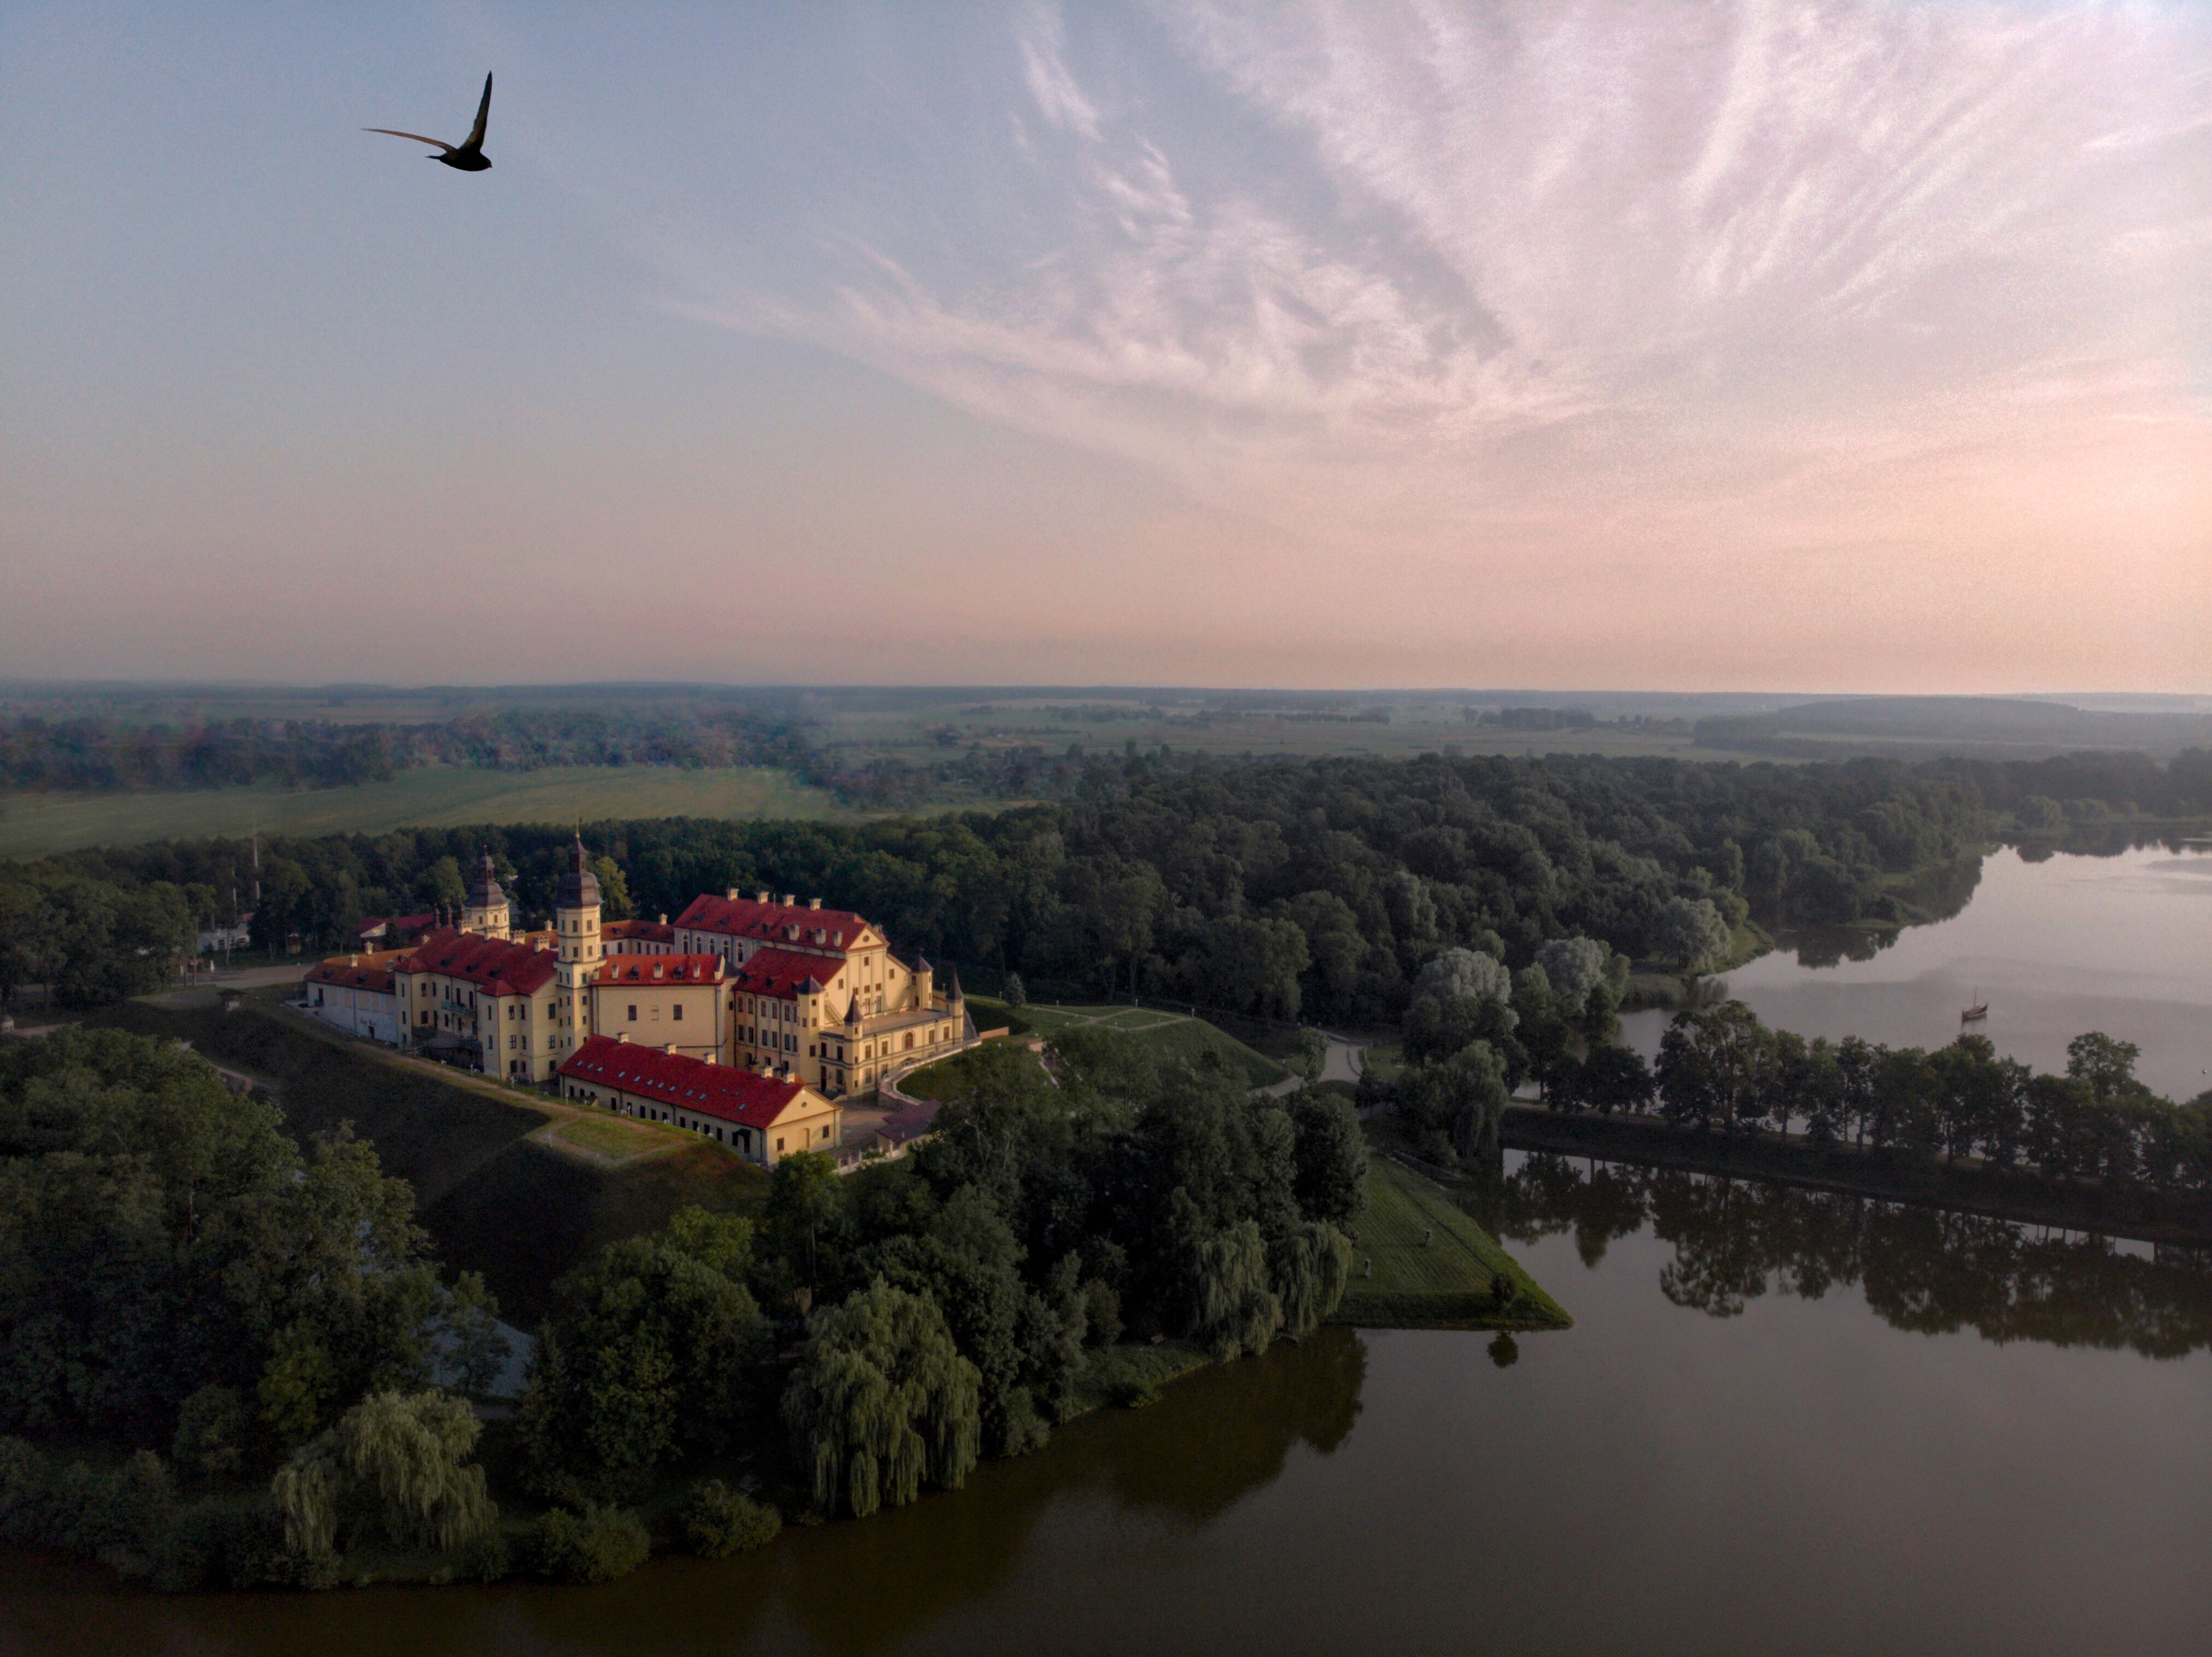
<box><xmin>556</xmin><ymin>1035</ymin><xmax>840</xmax><ymax>1167</ymax></box>
<box><xmin>587</xmin><ymin>952</ymin><xmax>726</xmax><ymax>1063</ymax></box>
<box><xmin>305</xmin><ymin>837</ymin><xmax>975</xmax><ymax>1097</ymax></box>
<box><xmin>303</xmin><ymin>952</ymin><xmax>404</xmax><ymax>1044</ymax></box>
<box><xmin>392</xmin><ymin>928</ymin><xmax>562</xmax><ymax>1082</ymax></box>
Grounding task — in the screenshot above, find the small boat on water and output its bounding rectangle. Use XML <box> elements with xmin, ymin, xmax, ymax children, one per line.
<box><xmin>1961</xmin><ymin>990</ymin><xmax>1989</xmax><ymax>1023</ymax></box>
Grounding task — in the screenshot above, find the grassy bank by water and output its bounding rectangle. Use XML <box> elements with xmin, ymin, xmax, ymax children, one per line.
<box><xmin>81</xmin><ymin>994</ymin><xmax>767</xmax><ymax>1320</ymax></box>
<box><xmin>1333</xmin><ymin>1156</ymin><xmax>1570</xmax><ymax>1331</ymax></box>
<box><xmin>0</xmin><ymin>765</ymin><xmax>845</xmax><ymax>856</ymax></box>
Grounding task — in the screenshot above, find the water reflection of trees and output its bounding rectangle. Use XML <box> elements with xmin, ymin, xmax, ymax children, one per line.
<box><xmin>769</xmin><ymin>1329</ymin><xmax>1366</xmax><ymax>1650</ymax></box>
<box><xmin>1473</xmin><ymin>1155</ymin><xmax>2212</xmax><ymax>1358</ymax></box>
<box><xmin>1779</xmin><ymin>854</ymin><xmax>1985</xmax><ymax>967</ymax></box>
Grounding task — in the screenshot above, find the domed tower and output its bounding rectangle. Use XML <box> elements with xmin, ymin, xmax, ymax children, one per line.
<box><xmin>461</xmin><ymin>851</ymin><xmax>511</xmax><ymax>940</ymax></box>
<box><xmin>555</xmin><ymin>835</ymin><xmax>603</xmax><ymax>1054</ymax></box>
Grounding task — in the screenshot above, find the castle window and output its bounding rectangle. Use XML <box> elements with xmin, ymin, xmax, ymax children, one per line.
<box><xmin>627</xmin><ymin>1004</ymin><xmax>638</xmax><ymax>1022</ymax></box>
<box><xmin>672</xmin><ymin>1004</ymin><xmax>683</xmax><ymax>1022</ymax></box>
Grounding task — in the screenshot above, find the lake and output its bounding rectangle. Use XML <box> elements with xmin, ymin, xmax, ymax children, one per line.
<box><xmin>1622</xmin><ymin>838</ymin><xmax>2212</xmax><ymax>1101</ymax></box>
<box><xmin>5</xmin><ymin>836</ymin><xmax>2209</xmax><ymax>1654</ymax></box>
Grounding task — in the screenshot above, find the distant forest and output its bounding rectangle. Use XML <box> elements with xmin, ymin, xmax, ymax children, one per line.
<box><xmin>0</xmin><ymin>708</ymin><xmax>1105</xmax><ymax>812</ymax></box>
<box><xmin>8</xmin><ymin>745</ymin><xmax>2208</xmax><ymax>1018</ymax></box>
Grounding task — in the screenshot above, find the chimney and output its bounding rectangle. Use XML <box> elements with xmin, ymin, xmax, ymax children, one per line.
<box><xmin>809</xmin><ymin>897</ymin><xmax>822</xmax><ymax>910</ymax></box>
<box><xmin>664</xmin><ymin>1043</ymin><xmax>677</xmax><ymax>1056</ymax></box>
<box><xmin>727</xmin><ymin>887</ymin><xmax>739</xmax><ymax>902</ymax></box>
<box><xmin>349</xmin><ymin>954</ymin><xmax>358</xmax><ymax>967</ymax></box>
<box><xmin>781</xmin><ymin>894</ymin><xmax>795</xmax><ymax>908</ymax></box>
<box><xmin>617</xmin><ymin>1032</ymin><xmax>630</xmax><ymax>1044</ymax></box>
<box><xmin>658</xmin><ymin>912</ymin><xmax>668</xmax><ymax>925</ymax></box>
<box><xmin>756</xmin><ymin>890</ymin><xmax>769</xmax><ymax>904</ymax></box>
<box><xmin>702</xmin><ymin>1051</ymin><xmax>716</xmax><ymax>1065</ymax></box>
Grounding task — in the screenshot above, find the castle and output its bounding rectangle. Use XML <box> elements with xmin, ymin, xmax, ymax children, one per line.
<box><xmin>301</xmin><ymin>837</ymin><xmax>974</xmax><ymax>1100</ymax></box>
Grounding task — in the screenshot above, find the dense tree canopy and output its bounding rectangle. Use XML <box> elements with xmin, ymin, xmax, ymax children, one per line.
<box><xmin>0</xmin><ymin>1028</ymin><xmax>444</xmax><ymax>1447</ymax></box>
<box><xmin>0</xmin><ymin>747</ymin><xmax>2033</xmax><ymax>1011</ymax></box>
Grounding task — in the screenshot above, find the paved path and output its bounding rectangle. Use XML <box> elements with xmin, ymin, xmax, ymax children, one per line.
<box><xmin>1262</xmin><ymin>1032</ymin><xmax>1368</xmax><ymax>1096</ymax></box>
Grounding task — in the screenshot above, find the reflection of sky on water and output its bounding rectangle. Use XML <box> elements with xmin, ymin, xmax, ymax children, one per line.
<box><xmin>1623</xmin><ymin>847</ymin><xmax>2212</xmax><ymax>1100</ymax></box>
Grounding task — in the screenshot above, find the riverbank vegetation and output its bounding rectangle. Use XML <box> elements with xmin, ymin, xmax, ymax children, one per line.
<box><xmin>1332</xmin><ymin>1157</ymin><xmax>1568</xmax><ymax>1331</ymax></box>
<box><xmin>0</xmin><ymin>1018</ymin><xmax>1389</xmax><ymax>1589</ymax></box>
<box><xmin>1360</xmin><ymin>963</ymin><xmax>2212</xmax><ymax>1230</ymax></box>
<box><xmin>0</xmin><ymin>1026</ymin><xmax>514</xmax><ymax>1589</ymax></box>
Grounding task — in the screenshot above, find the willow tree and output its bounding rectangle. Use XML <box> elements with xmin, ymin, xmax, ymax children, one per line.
<box><xmin>781</xmin><ymin>1279</ymin><xmax>980</xmax><ymax>1519</ymax></box>
<box><xmin>272</xmin><ymin>1389</ymin><xmax>496</xmax><ymax>1562</ymax></box>
<box><xmin>1270</xmin><ymin>1222</ymin><xmax>1354</xmax><ymax>1339</ymax></box>
<box><xmin>1185</xmin><ymin>1212</ymin><xmax>1280</xmax><ymax>1361</ymax></box>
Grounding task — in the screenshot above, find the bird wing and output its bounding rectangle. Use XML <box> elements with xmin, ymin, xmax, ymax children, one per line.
<box><xmin>460</xmin><ymin>72</ymin><xmax>492</xmax><ymax>153</ymax></box>
<box><xmin>364</xmin><ymin>128</ymin><xmax>454</xmax><ymax>151</ymax></box>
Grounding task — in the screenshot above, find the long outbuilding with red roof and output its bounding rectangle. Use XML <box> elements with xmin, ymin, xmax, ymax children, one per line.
<box><xmin>556</xmin><ymin>1035</ymin><xmax>840</xmax><ymax>1167</ymax></box>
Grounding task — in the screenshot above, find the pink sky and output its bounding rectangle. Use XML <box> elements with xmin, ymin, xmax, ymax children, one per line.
<box><xmin>4</xmin><ymin>2</ymin><xmax>2207</xmax><ymax>689</ymax></box>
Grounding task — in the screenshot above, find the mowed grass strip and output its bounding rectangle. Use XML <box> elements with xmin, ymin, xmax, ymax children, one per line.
<box><xmin>1333</xmin><ymin>1156</ymin><xmax>1570</xmax><ymax>1331</ymax></box>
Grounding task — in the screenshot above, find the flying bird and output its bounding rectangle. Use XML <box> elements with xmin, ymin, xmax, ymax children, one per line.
<box><xmin>364</xmin><ymin>73</ymin><xmax>494</xmax><ymax>171</ymax></box>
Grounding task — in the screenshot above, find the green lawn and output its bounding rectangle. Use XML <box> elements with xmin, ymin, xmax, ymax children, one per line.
<box><xmin>541</xmin><ymin>1112</ymin><xmax>675</xmax><ymax>1163</ymax></box>
<box><xmin>1332</xmin><ymin>1156</ymin><xmax>1569</xmax><ymax>1331</ymax></box>
<box><xmin>0</xmin><ymin>764</ymin><xmax>845</xmax><ymax>856</ymax></box>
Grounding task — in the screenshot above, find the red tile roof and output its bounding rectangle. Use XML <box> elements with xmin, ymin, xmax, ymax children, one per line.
<box><xmin>395</xmin><ymin>928</ymin><xmax>557</xmax><ymax>997</ymax></box>
<box><xmin>305</xmin><ymin>959</ymin><xmax>396</xmax><ymax>994</ymax></box>
<box><xmin>360</xmin><ymin>912</ymin><xmax>436</xmax><ymax>937</ymax></box>
<box><xmin>590</xmin><ymin>954</ymin><xmax>726</xmax><ymax>986</ymax></box>
<box><xmin>604</xmin><ymin>918</ymin><xmax>677</xmax><ymax>944</ymax></box>
<box><xmin>557</xmin><ymin>1036</ymin><xmax>823</xmax><ymax>1130</ymax></box>
<box><xmin>731</xmin><ymin>945</ymin><xmax>842</xmax><ymax>1001</ymax></box>
<box><xmin>674</xmin><ymin>894</ymin><xmax>873</xmax><ymax>952</ymax></box>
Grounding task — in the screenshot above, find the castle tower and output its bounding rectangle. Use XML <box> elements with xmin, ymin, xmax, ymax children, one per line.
<box><xmin>554</xmin><ymin>835</ymin><xmax>603</xmax><ymax>1055</ymax></box>
<box><xmin>913</xmin><ymin>956</ymin><xmax>934</xmax><ymax>1010</ymax></box>
<box><xmin>462</xmin><ymin>851</ymin><xmax>511</xmax><ymax>940</ymax></box>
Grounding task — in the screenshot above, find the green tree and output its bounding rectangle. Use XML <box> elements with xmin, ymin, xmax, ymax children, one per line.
<box><xmin>590</xmin><ymin>855</ymin><xmax>634</xmax><ymax>921</ymax></box>
<box><xmin>766</xmin><ymin>1151</ymin><xmax>845</xmax><ymax>1296</ymax></box>
<box><xmin>781</xmin><ymin>1278</ymin><xmax>981</xmax><ymax>1519</ymax></box>
<box><xmin>438</xmin><ymin>1272</ymin><xmax>510</xmax><ymax>1398</ymax></box>
<box><xmin>271</xmin><ymin>1389</ymin><xmax>496</xmax><ymax>1562</ymax></box>
<box><xmin>1288</xmin><ymin>1088</ymin><xmax>1367</xmax><ymax>1227</ymax></box>
<box><xmin>1269</xmin><ymin>1221</ymin><xmax>1353</xmax><ymax>1338</ymax></box>
<box><xmin>1654</xmin><ymin>896</ymin><xmax>1733</xmax><ymax>971</ymax></box>
<box><xmin>414</xmin><ymin>856</ymin><xmax>466</xmax><ymax>911</ymax></box>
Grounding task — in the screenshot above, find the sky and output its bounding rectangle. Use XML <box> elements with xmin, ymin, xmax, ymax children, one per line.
<box><xmin>3</xmin><ymin>1</ymin><xmax>2207</xmax><ymax>692</ymax></box>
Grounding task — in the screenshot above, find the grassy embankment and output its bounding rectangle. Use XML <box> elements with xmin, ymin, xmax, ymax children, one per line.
<box><xmin>82</xmin><ymin>991</ymin><xmax>768</xmax><ymax>1322</ymax></box>
<box><xmin>911</xmin><ymin>1002</ymin><xmax>1290</xmax><ymax>1092</ymax></box>
<box><xmin>1332</xmin><ymin>1156</ymin><xmax>1569</xmax><ymax>1331</ymax></box>
<box><xmin>0</xmin><ymin>765</ymin><xmax>846</xmax><ymax>857</ymax></box>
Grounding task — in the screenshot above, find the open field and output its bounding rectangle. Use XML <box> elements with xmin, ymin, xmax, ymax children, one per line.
<box><xmin>1332</xmin><ymin>1156</ymin><xmax>1570</xmax><ymax>1331</ymax></box>
<box><xmin>820</xmin><ymin>692</ymin><xmax>1702</xmax><ymax>768</ymax></box>
<box><xmin>80</xmin><ymin>992</ymin><xmax>768</xmax><ymax>1320</ymax></box>
<box><xmin>0</xmin><ymin>764</ymin><xmax>845</xmax><ymax>855</ymax></box>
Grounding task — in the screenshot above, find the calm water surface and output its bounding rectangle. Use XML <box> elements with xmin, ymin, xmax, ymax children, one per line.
<box><xmin>1623</xmin><ymin>841</ymin><xmax>2212</xmax><ymax>1099</ymax></box>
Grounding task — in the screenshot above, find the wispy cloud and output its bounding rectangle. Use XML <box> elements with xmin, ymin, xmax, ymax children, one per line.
<box><xmin>673</xmin><ymin>2</ymin><xmax>2205</xmax><ymax>525</ymax></box>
